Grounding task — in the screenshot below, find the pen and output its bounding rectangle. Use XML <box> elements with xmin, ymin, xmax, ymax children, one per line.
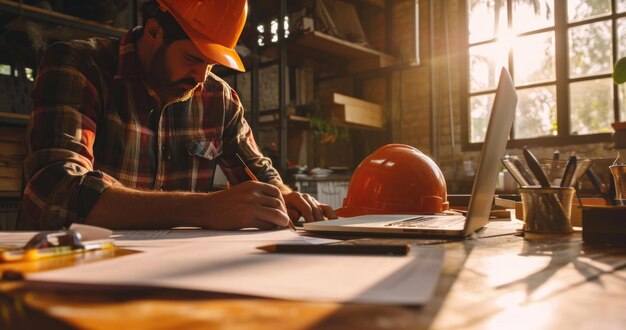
<box><xmin>235</xmin><ymin>153</ymin><xmax>296</xmax><ymax>231</ymax></box>
<box><xmin>522</xmin><ymin>146</ymin><xmax>551</xmax><ymax>187</ymax></box>
<box><xmin>550</xmin><ymin>150</ymin><xmax>560</xmax><ymax>185</ymax></box>
<box><xmin>560</xmin><ymin>154</ymin><xmax>577</xmax><ymax>187</ymax></box>
<box><xmin>257</xmin><ymin>244</ymin><xmax>410</xmax><ymax>256</ymax></box>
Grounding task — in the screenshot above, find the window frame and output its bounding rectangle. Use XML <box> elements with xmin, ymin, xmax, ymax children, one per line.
<box><xmin>461</xmin><ymin>0</ymin><xmax>626</xmax><ymax>151</ymax></box>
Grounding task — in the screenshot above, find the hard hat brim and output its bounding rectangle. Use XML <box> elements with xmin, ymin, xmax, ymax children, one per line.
<box><xmin>162</xmin><ymin>2</ymin><xmax>246</xmax><ymax>72</ymax></box>
<box><xmin>191</xmin><ymin>37</ymin><xmax>246</xmax><ymax>72</ymax></box>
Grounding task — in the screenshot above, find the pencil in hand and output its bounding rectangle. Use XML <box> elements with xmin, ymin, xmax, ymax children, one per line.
<box><xmin>235</xmin><ymin>153</ymin><xmax>296</xmax><ymax>231</ymax></box>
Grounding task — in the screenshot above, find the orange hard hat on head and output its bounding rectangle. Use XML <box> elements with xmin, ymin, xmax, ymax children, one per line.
<box><xmin>336</xmin><ymin>144</ymin><xmax>449</xmax><ymax>217</ymax></box>
<box><xmin>157</xmin><ymin>0</ymin><xmax>247</xmax><ymax>72</ymax></box>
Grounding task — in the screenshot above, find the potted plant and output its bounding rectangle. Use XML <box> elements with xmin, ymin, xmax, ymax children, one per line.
<box><xmin>296</xmin><ymin>102</ymin><xmax>349</xmax><ymax>168</ymax></box>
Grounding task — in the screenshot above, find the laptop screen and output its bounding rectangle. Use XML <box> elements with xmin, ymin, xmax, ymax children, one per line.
<box><xmin>463</xmin><ymin>67</ymin><xmax>518</xmax><ymax>236</ymax></box>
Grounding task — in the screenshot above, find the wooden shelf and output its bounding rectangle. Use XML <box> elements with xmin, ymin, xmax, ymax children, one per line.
<box><xmin>0</xmin><ymin>112</ymin><xmax>29</xmax><ymax>126</ymax></box>
<box><xmin>340</xmin><ymin>0</ymin><xmax>385</xmax><ymax>8</ymax></box>
<box><xmin>0</xmin><ymin>191</ymin><xmax>21</xmax><ymax>198</ymax></box>
<box><xmin>259</xmin><ymin>114</ymin><xmax>310</xmax><ymax>127</ymax></box>
<box><xmin>357</xmin><ymin>0</ymin><xmax>385</xmax><ymax>7</ymax></box>
<box><xmin>293</xmin><ymin>31</ymin><xmax>396</xmax><ymax>73</ymax></box>
<box><xmin>0</xmin><ymin>0</ymin><xmax>126</xmax><ymax>37</ymax></box>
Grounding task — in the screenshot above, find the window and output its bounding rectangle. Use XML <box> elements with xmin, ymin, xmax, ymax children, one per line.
<box><xmin>464</xmin><ymin>0</ymin><xmax>626</xmax><ymax>147</ymax></box>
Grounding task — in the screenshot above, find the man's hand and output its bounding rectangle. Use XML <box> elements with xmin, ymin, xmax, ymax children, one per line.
<box><xmin>204</xmin><ymin>181</ymin><xmax>291</xmax><ymax>230</ymax></box>
<box><xmin>282</xmin><ymin>191</ymin><xmax>337</xmax><ymax>222</ymax></box>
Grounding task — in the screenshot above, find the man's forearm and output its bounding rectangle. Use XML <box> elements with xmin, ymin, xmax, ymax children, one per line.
<box><xmin>85</xmin><ymin>185</ymin><xmax>208</xmax><ymax>229</ymax></box>
<box><xmin>85</xmin><ymin>181</ymin><xmax>291</xmax><ymax>230</ymax></box>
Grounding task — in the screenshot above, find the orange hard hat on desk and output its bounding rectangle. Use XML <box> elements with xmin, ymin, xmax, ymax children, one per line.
<box><xmin>157</xmin><ymin>0</ymin><xmax>248</xmax><ymax>72</ymax></box>
<box><xmin>336</xmin><ymin>144</ymin><xmax>449</xmax><ymax>217</ymax></box>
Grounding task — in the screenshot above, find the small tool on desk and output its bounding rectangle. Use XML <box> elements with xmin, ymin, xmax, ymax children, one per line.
<box><xmin>235</xmin><ymin>153</ymin><xmax>297</xmax><ymax>231</ymax></box>
<box><xmin>257</xmin><ymin>243</ymin><xmax>410</xmax><ymax>256</ymax></box>
<box><xmin>0</xmin><ymin>224</ymin><xmax>115</xmax><ymax>263</ymax></box>
<box><xmin>523</xmin><ymin>146</ymin><xmax>551</xmax><ymax>187</ymax></box>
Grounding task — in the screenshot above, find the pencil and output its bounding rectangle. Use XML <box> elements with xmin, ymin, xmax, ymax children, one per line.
<box><xmin>257</xmin><ymin>244</ymin><xmax>410</xmax><ymax>256</ymax></box>
<box><xmin>235</xmin><ymin>153</ymin><xmax>259</xmax><ymax>181</ymax></box>
<box><xmin>235</xmin><ymin>153</ymin><xmax>296</xmax><ymax>231</ymax></box>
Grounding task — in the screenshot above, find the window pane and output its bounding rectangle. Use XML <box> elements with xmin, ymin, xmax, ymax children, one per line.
<box><xmin>570</xmin><ymin>78</ymin><xmax>614</xmax><ymax>135</ymax></box>
<box><xmin>513</xmin><ymin>32</ymin><xmax>555</xmax><ymax>85</ymax></box>
<box><xmin>515</xmin><ymin>86</ymin><xmax>557</xmax><ymax>138</ymax></box>
<box><xmin>513</xmin><ymin>0</ymin><xmax>554</xmax><ymax>33</ymax></box>
<box><xmin>469</xmin><ymin>43</ymin><xmax>508</xmax><ymax>93</ymax></box>
<box><xmin>619</xmin><ymin>0</ymin><xmax>626</xmax><ymax>13</ymax></box>
<box><xmin>468</xmin><ymin>0</ymin><xmax>507</xmax><ymax>44</ymax></box>
<box><xmin>618</xmin><ymin>18</ymin><xmax>626</xmax><ymax>58</ymax></box>
<box><xmin>567</xmin><ymin>0</ymin><xmax>611</xmax><ymax>22</ymax></box>
<box><xmin>470</xmin><ymin>93</ymin><xmax>495</xmax><ymax>143</ymax></box>
<box><xmin>569</xmin><ymin>21</ymin><xmax>612</xmax><ymax>78</ymax></box>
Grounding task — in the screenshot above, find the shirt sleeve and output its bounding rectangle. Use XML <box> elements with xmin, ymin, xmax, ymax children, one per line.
<box><xmin>20</xmin><ymin>42</ymin><xmax>120</xmax><ymax>230</ymax></box>
<box><xmin>214</xmin><ymin>81</ymin><xmax>284</xmax><ymax>187</ymax></box>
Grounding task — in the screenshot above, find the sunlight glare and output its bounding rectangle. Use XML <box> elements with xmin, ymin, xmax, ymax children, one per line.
<box><xmin>486</xmin><ymin>303</ymin><xmax>554</xmax><ymax>330</ymax></box>
<box><xmin>496</xmin><ymin>28</ymin><xmax>516</xmax><ymax>59</ymax></box>
<box><xmin>497</xmin><ymin>28</ymin><xmax>515</xmax><ymax>51</ymax></box>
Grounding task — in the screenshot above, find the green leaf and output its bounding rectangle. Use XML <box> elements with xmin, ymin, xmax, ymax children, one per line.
<box><xmin>614</xmin><ymin>57</ymin><xmax>626</xmax><ymax>84</ymax></box>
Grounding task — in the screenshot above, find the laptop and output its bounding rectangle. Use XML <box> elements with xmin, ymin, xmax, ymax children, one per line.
<box><xmin>304</xmin><ymin>67</ymin><xmax>518</xmax><ymax>238</ymax></box>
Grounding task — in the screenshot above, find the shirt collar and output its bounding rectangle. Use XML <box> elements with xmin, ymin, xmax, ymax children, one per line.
<box><xmin>114</xmin><ymin>27</ymin><xmax>145</xmax><ymax>80</ymax></box>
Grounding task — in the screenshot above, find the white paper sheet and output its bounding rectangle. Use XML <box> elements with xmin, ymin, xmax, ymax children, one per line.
<box><xmin>0</xmin><ymin>231</ymin><xmax>39</xmax><ymax>248</ymax></box>
<box><xmin>26</xmin><ymin>230</ymin><xmax>444</xmax><ymax>305</ymax></box>
<box><xmin>113</xmin><ymin>228</ymin><xmax>340</xmax><ymax>252</ymax></box>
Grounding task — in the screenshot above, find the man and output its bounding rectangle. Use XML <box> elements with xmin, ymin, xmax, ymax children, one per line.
<box><xmin>20</xmin><ymin>0</ymin><xmax>336</xmax><ymax>230</ymax></box>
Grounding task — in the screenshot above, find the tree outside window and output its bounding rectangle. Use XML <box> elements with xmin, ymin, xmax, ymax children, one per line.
<box><xmin>464</xmin><ymin>0</ymin><xmax>626</xmax><ymax>147</ymax></box>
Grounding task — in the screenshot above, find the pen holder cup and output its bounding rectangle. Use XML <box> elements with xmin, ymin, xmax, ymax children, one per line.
<box><xmin>610</xmin><ymin>165</ymin><xmax>626</xmax><ymax>205</ymax></box>
<box><xmin>519</xmin><ymin>187</ymin><xmax>575</xmax><ymax>234</ymax></box>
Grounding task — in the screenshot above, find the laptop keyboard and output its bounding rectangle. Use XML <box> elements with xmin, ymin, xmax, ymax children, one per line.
<box><xmin>385</xmin><ymin>216</ymin><xmax>464</xmax><ymax>228</ymax></box>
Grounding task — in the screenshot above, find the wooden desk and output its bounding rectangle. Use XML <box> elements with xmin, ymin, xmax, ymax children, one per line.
<box><xmin>1</xmin><ymin>232</ymin><xmax>625</xmax><ymax>330</ymax></box>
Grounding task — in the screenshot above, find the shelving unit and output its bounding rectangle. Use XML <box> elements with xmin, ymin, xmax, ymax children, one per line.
<box><xmin>0</xmin><ymin>0</ymin><xmax>127</xmax><ymax>37</ymax></box>
<box><xmin>0</xmin><ymin>0</ymin><xmax>137</xmax><ymax>229</ymax></box>
<box><xmin>0</xmin><ymin>0</ymin><xmax>135</xmax><ymax>126</ymax></box>
<box><xmin>235</xmin><ymin>0</ymin><xmax>397</xmax><ymax>178</ymax></box>
<box><xmin>294</xmin><ymin>31</ymin><xmax>396</xmax><ymax>73</ymax></box>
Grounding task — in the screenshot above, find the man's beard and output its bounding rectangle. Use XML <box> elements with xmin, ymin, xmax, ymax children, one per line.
<box><xmin>148</xmin><ymin>44</ymin><xmax>200</xmax><ymax>103</ymax></box>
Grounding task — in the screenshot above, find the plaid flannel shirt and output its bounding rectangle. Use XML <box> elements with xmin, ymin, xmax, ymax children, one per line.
<box><xmin>20</xmin><ymin>27</ymin><xmax>282</xmax><ymax>230</ymax></box>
